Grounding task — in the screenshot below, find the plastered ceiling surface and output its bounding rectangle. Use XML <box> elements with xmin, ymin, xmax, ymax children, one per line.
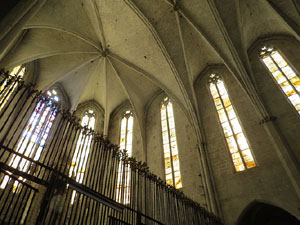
<box><xmin>0</xmin><ymin>0</ymin><xmax>296</xmax><ymax>136</ymax></box>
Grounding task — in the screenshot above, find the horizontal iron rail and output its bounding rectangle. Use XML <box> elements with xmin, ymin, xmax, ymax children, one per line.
<box><xmin>68</xmin><ymin>179</ymin><xmax>124</xmax><ymax>212</ymax></box>
<box><xmin>0</xmin><ymin>144</ymin><xmax>57</xmax><ymax>173</ymax></box>
<box><xmin>0</xmin><ymin>162</ymin><xmax>48</xmax><ymax>186</ymax></box>
<box><xmin>0</xmin><ymin>166</ymin><xmax>38</xmax><ymax>192</ymax></box>
<box><xmin>0</xmin><ymin>146</ymin><xmax>125</xmax><ymax>212</ymax></box>
<box><xmin>121</xmin><ymin>205</ymin><xmax>164</xmax><ymax>225</ymax></box>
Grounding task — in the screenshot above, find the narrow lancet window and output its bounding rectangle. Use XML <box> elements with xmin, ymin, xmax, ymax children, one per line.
<box><xmin>120</xmin><ymin>111</ymin><xmax>133</xmax><ymax>155</ymax></box>
<box><xmin>209</xmin><ymin>74</ymin><xmax>256</xmax><ymax>172</ymax></box>
<box><xmin>0</xmin><ymin>65</ymin><xmax>26</xmax><ymax>111</ymax></box>
<box><xmin>260</xmin><ymin>46</ymin><xmax>300</xmax><ymax>114</ymax></box>
<box><xmin>161</xmin><ymin>97</ymin><xmax>182</xmax><ymax>189</ymax></box>
<box><xmin>69</xmin><ymin>109</ymin><xmax>95</xmax><ymax>203</ymax></box>
<box><xmin>0</xmin><ymin>89</ymin><xmax>59</xmax><ymax>190</ymax></box>
<box><xmin>116</xmin><ymin>110</ymin><xmax>133</xmax><ymax>204</ymax></box>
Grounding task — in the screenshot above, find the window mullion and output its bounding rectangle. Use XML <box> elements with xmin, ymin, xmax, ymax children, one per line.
<box><xmin>215</xmin><ymin>83</ymin><xmax>247</xmax><ymax>169</ymax></box>
<box><xmin>125</xmin><ymin>117</ymin><xmax>128</xmax><ymax>153</ymax></box>
<box><xmin>165</xmin><ymin>104</ymin><xmax>176</xmax><ymax>187</ymax></box>
<box><xmin>269</xmin><ymin>54</ymin><xmax>300</xmax><ymax>96</ymax></box>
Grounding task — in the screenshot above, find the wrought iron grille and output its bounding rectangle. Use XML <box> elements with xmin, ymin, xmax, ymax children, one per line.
<box><xmin>0</xmin><ymin>70</ymin><xmax>222</xmax><ymax>225</ymax></box>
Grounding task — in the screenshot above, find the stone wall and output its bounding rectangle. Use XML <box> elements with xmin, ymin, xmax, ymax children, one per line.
<box><xmin>145</xmin><ymin>92</ymin><xmax>205</xmax><ymax>205</ymax></box>
<box><xmin>194</xmin><ymin>64</ymin><xmax>300</xmax><ymax>225</ymax></box>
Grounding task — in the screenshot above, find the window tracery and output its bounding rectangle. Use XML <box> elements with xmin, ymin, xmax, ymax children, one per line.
<box><xmin>161</xmin><ymin>97</ymin><xmax>182</xmax><ymax>189</ymax></box>
<box><xmin>116</xmin><ymin>110</ymin><xmax>133</xmax><ymax>204</ymax></box>
<box><xmin>209</xmin><ymin>74</ymin><xmax>256</xmax><ymax>172</ymax></box>
<box><xmin>260</xmin><ymin>46</ymin><xmax>300</xmax><ymax>114</ymax></box>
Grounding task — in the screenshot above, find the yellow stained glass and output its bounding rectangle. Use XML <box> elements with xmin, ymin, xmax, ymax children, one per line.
<box><xmin>162</xmin><ymin>131</ymin><xmax>169</xmax><ymax>143</ymax></box>
<box><xmin>210</xmin><ymin>84</ymin><xmax>219</xmax><ymax>98</ymax></box>
<box><xmin>221</xmin><ymin>95</ymin><xmax>231</xmax><ymax>107</ymax></box>
<box><xmin>167</xmin><ymin>102</ymin><xmax>174</xmax><ymax>117</ymax></box>
<box><xmin>288</xmin><ymin>95</ymin><xmax>300</xmax><ymax>109</ymax></box>
<box><xmin>272</xmin><ymin>51</ymin><xmax>287</xmax><ymax>68</ymax></box>
<box><xmin>168</xmin><ymin>117</ymin><xmax>175</xmax><ymax>129</ymax></box>
<box><xmin>175</xmin><ymin>177</ymin><xmax>182</xmax><ymax>189</ymax></box>
<box><xmin>261</xmin><ymin>48</ymin><xmax>300</xmax><ymax>114</ymax></box>
<box><xmin>166</xmin><ymin>167</ymin><xmax>172</xmax><ymax>174</ymax></box>
<box><xmin>214</xmin><ymin>97</ymin><xmax>223</xmax><ymax>110</ymax></box>
<box><xmin>171</xmin><ymin>145</ymin><xmax>178</xmax><ymax>155</ymax></box>
<box><xmin>221</xmin><ymin>122</ymin><xmax>233</xmax><ymax>137</ymax></box>
<box><xmin>231</xmin><ymin>118</ymin><xmax>242</xmax><ymax>134</ymax></box>
<box><xmin>226</xmin><ymin>105</ymin><xmax>235</xmax><ymax>120</ymax></box>
<box><xmin>116</xmin><ymin>111</ymin><xmax>133</xmax><ymax>204</ymax></box>
<box><xmin>217</xmin><ymin>81</ymin><xmax>228</xmax><ymax>96</ymax></box>
<box><xmin>209</xmin><ymin>74</ymin><xmax>256</xmax><ymax>172</ymax></box>
<box><xmin>242</xmin><ymin>149</ymin><xmax>256</xmax><ymax>168</ymax></box>
<box><xmin>164</xmin><ymin>144</ymin><xmax>170</xmax><ymax>153</ymax></box>
<box><xmin>161</xmin><ymin>97</ymin><xmax>182</xmax><ymax>189</ymax></box>
<box><xmin>217</xmin><ymin>109</ymin><xmax>228</xmax><ymax>123</ymax></box>
<box><xmin>161</xmin><ymin>120</ymin><xmax>168</xmax><ymax>131</ymax></box>
<box><xmin>226</xmin><ymin>136</ymin><xmax>238</xmax><ymax>153</ymax></box>
<box><xmin>165</xmin><ymin>158</ymin><xmax>171</xmax><ymax>168</ymax></box>
<box><xmin>290</xmin><ymin>77</ymin><xmax>300</xmax><ymax>92</ymax></box>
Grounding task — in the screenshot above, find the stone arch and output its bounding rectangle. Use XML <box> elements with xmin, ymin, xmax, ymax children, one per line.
<box><xmin>247</xmin><ymin>34</ymin><xmax>300</xmax><ymax>164</ymax></box>
<box><xmin>49</xmin><ymin>82</ymin><xmax>70</xmax><ymax>111</ymax></box>
<box><xmin>144</xmin><ymin>90</ymin><xmax>204</xmax><ymax>204</ymax></box>
<box><xmin>74</xmin><ymin>100</ymin><xmax>104</xmax><ymax>134</ymax></box>
<box><xmin>108</xmin><ymin>101</ymin><xmax>144</xmax><ymax>161</ymax></box>
<box><xmin>237</xmin><ymin>201</ymin><xmax>300</xmax><ymax>225</ymax></box>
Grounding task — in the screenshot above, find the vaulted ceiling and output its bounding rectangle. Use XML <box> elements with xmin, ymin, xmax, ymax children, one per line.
<box><xmin>0</xmin><ymin>0</ymin><xmax>299</xmax><ymax>137</ymax></box>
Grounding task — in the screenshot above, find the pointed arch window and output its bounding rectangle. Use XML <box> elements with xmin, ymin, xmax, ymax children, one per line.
<box><xmin>116</xmin><ymin>110</ymin><xmax>133</xmax><ymax>204</ymax></box>
<box><xmin>1</xmin><ymin>89</ymin><xmax>59</xmax><ymax>190</ymax></box>
<box><xmin>69</xmin><ymin>110</ymin><xmax>95</xmax><ymax>183</ymax></box>
<box><xmin>119</xmin><ymin>110</ymin><xmax>133</xmax><ymax>155</ymax></box>
<box><xmin>209</xmin><ymin>74</ymin><xmax>256</xmax><ymax>172</ymax></box>
<box><xmin>69</xmin><ymin>109</ymin><xmax>95</xmax><ymax>203</ymax></box>
<box><xmin>260</xmin><ymin>46</ymin><xmax>300</xmax><ymax>114</ymax></box>
<box><xmin>161</xmin><ymin>97</ymin><xmax>182</xmax><ymax>188</ymax></box>
<box><xmin>0</xmin><ymin>65</ymin><xmax>26</xmax><ymax>111</ymax></box>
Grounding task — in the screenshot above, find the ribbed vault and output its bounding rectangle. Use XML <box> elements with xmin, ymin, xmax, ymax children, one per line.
<box><xmin>0</xmin><ymin>0</ymin><xmax>298</xmax><ymax>146</ymax></box>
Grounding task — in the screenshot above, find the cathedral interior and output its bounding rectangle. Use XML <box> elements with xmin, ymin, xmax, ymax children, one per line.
<box><xmin>1</xmin><ymin>0</ymin><xmax>300</xmax><ymax>224</ymax></box>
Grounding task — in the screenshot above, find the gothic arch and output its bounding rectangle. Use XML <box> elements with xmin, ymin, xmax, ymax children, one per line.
<box><xmin>237</xmin><ymin>200</ymin><xmax>300</xmax><ymax>225</ymax></box>
<box><xmin>247</xmin><ymin>34</ymin><xmax>300</xmax><ymax>165</ymax></box>
<box><xmin>194</xmin><ymin>64</ymin><xmax>252</xmax><ymax>104</ymax></box>
<box><xmin>49</xmin><ymin>83</ymin><xmax>70</xmax><ymax>111</ymax></box>
<box><xmin>75</xmin><ymin>100</ymin><xmax>104</xmax><ymax>134</ymax></box>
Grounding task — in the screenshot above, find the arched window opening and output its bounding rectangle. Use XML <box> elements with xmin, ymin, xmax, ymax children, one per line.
<box><xmin>209</xmin><ymin>74</ymin><xmax>256</xmax><ymax>172</ymax></box>
<box><xmin>0</xmin><ymin>89</ymin><xmax>59</xmax><ymax>191</ymax></box>
<box><xmin>161</xmin><ymin>97</ymin><xmax>182</xmax><ymax>189</ymax></box>
<box><xmin>116</xmin><ymin>110</ymin><xmax>133</xmax><ymax>204</ymax></box>
<box><xmin>69</xmin><ymin>109</ymin><xmax>95</xmax><ymax>204</ymax></box>
<box><xmin>119</xmin><ymin>110</ymin><xmax>133</xmax><ymax>155</ymax></box>
<box><xmin>260</xmin><ymin>46</ymin><xmax>300</xmax><ymax>114</ymax></box>
<box><xmin>0</xmin><ymin>65</ymin><xmax>26</xmax><ymax>111</ymax></box>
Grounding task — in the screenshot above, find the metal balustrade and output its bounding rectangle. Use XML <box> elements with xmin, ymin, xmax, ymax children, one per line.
<box><xmin>0</xmin><ymin>70</ymin><xmax>222</xmax><ymax>225</ymax></box>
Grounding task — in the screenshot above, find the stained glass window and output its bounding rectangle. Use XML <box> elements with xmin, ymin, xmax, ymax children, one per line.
<box><xmin>161</xmin><ymin>97</ymin><xmax>182</xmax><ymax>188</ymax></box>
<box><xmin>260</xmin><ymin>46</ymin><xmax>300</xmax><ymax>114</ymax></box>
<box><xmin>0</xmin><ymin>65</ymin><xmax>26</xmax><ymax>111</ymax></box>
<box><xmin>0</xmin><ymin>89</ymin><xmax>59</xmax><ymax>191</ymax></box>
<box><xmin>209</xmin><ymin>74</ymin><xmax>256</xmax><ymax>172</ymax></box>
<box><xmin>116</xmin><ymin>110</ymin><xmax>133</xmax><ymax>204</ymax></box>
<box><xmin>69</xmin><ymin>109</ymin><xmax>95</xmax><ymax>203</ymax></box>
